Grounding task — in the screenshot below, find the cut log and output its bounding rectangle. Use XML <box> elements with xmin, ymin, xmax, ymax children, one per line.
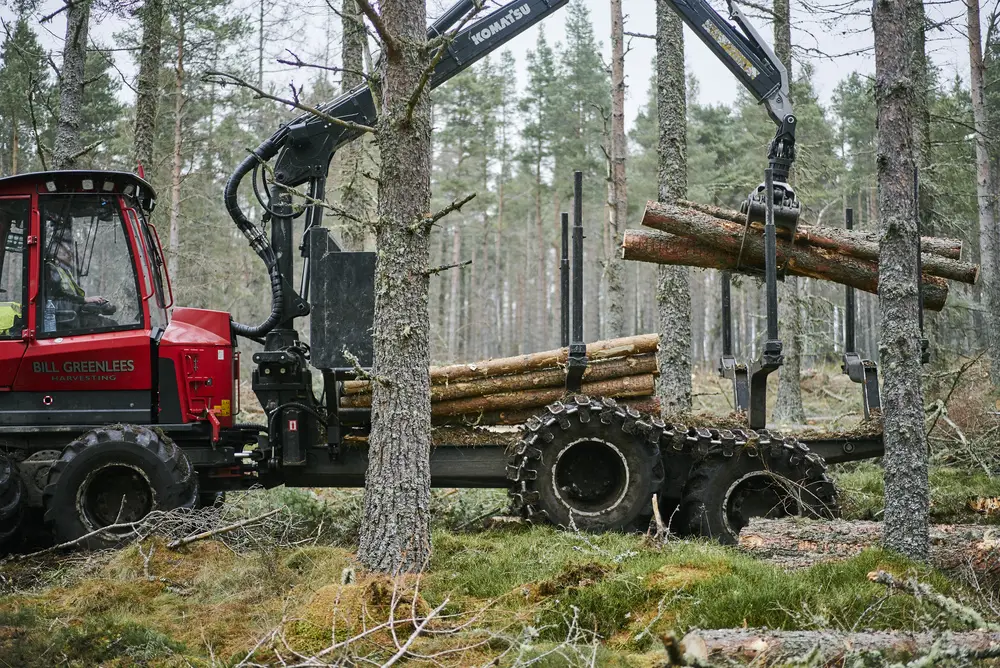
<box><xmin>432</xmin><ymin>397</ymin><xmax>662</xmax><ymax>426</ymax></box>
<box><xmin>342</xmin><ymin>333</ymin><xmax>659</xmax><ymax>391</ymax></box>
<box><xmin>678</xmin><ymin>198</ymin><xmax>965</xmax><ymax>260</ymax></box>
<box><xmin>683</xmin><ymin>629</ymin><xmax>1000</xmax><ymax>663</ymax></box>
<box><xmin>415</xmin><ymin>373</ymin><xmax>655</xmax><ymax>417</ymax></box>
<box><xmin>738</xmin><ymin>518</ymin><xmax>1000</xmax><ymax>584</ymax></box>
<box><xmin>642</xmin><ymin>202</ymin><xmax>975</xmax><ymax>290</ymax></box>
<box><xmin>342</xmin><ymin>353</ymin><xmax>657</xmax><ymax>402</ymax></box>
<box><xmin>623</xmin><ymin>228</ymin><xmax>949</xmax><ymax>312</ymax></box>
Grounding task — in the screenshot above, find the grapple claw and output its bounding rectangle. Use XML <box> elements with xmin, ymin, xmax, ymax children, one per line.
<box><xmin>741</xmin><ymin>181</ymin><xmax>801</xmax><ymax>234</ymax></box>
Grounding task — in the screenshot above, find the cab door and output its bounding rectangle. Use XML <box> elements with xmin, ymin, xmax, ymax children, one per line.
<box><xmin>0</xmin><ymin>198</ymin><xmax>30</xmax><ymax>388</ymax></box>
<box><xmin>11</xmin><ymin>193</ymin><xmax>153</xmax><ymax>426</ymax></box>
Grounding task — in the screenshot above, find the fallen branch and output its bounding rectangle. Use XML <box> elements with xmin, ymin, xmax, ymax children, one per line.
<box><xmin>868</xmin><ymin>570</ymin><xmax>996</xmax><ymax>631</ymax></box>
<box><xmin>167</xmin><ymin>508</ymin><xmax>282</xmax><ymax>549</ymax></box>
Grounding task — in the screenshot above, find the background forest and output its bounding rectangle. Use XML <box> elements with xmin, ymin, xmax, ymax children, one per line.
<box><xmin>0</xmin><ymin>0</ymin><xmax>996</xmax><ymax>377</ymax></box>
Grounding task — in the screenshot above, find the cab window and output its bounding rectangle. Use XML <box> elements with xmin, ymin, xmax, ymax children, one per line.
<box><xmin>0</xmin><ymin>199</ymin><xmax>28</xmax><ymax>339</ymax></box>
<box><xmin>39</xmin><ymin>195</ymin><xmax>143</xmax><ymax>336</ymax></box>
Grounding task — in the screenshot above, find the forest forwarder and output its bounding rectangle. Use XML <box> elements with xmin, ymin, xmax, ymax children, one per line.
<box><xmin>0</xmin><ymin>0</ymin><xmax>876</xmax><ymax>551</ymax></box>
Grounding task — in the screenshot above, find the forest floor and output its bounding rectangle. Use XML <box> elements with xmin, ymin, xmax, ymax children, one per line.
<box><xmin>2</xmin><ymin>361</ymin><xmax>1000</xmax><ymax>666</ymax></box>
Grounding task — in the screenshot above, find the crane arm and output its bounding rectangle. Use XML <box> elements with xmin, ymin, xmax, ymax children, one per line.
<box><xmin>664</xmin><ymin>0</ymin><xmax>799</xmax><ymax>227</ymax></box>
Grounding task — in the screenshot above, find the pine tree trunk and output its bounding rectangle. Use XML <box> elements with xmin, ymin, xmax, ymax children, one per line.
<box><xmin>654</xmin><ymin>2</ymin><xmax>692</xmax><ymax>415</ymax></box>
<box><xmin>969</xmin><ymin>0</ymin><xmax>1000</xmax><ymax>385</ymax></box>
<box><xmin>52</xmin><ymin>0</ymin><xmax>91</xmax><ymax>170</ymax></box>
<box><xmin>873</xmin><ymin>0</ymin><xmax>929</xmax><ymax>561</ymax></box>
<box><xmin>772</xmin><ymin>0</ymin><xmax>804</xmax><ymax>422</ymax></box>
<box><xmin>167</xmin><ymin>13</ymin><xmax>185</xmax><ymax>283</ymax></box>
<box><xmin>339</xmin><ymin>0</ymin><xmax>368</xmax><ymax>251</ymax></box>
<box><xmin>133</xmin><ymin>0</ymin><xmax>163</xmax><ymax>172</ymax></box>
<box><xmin>358</xmin><ymin>0</ymin><xmax>433</xmax><ymax>575</ymax></box>
<box><xmin>447</xmin><ymin>226</ymin><xmax>461</xmax><ymax>360</ymax></box>
<box><xmin>604</xmin><ymin>0</ymin><xmax>627</xmax><ymax>338</ymax></box>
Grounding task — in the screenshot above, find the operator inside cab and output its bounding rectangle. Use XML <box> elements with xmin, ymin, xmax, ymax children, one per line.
<box><xmin>41</xmin><ymin>204</ymin><xmax>124</xmax><ymax>334</ymax></box>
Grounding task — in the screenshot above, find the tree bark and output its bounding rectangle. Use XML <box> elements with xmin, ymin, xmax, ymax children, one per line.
<box><xmin>682</xmin><ymin>629</ymin><xmax>1000</xmax><ymax>664</ymax></box>
<box><xmin>52</xmin><ymin>0</ymin><xmax>91</xmax><ymax>170</ymax></box>
<box><xmin>771</xmin><ymin>0</ymin><xmax>805</xmax><ymax>423</ymax></box>
<box><xmin>873</xmin><ymin>0</ymin><xmax>928</xmax><ymax>561</ymax></box>
<box><xmin>655</xmin><ymin>2</ymin><xmax>692</xmax><ymax>415</ymax></box>
<box><xmin>425</xmin><ymin>373</ymin><xmax>655</xmax><ymax>417</ymax></box>
<box><xmin>358</xmin><ymin>0</ymin><xmax>433</xmax><ymax>575</ymax></box>
<box><xmin>133</xmin><ymin>0</ymin><xmax>163</xmax><ymax>172</ymax></box>
<box><xmin>969</xmin><ymin>0</ymin><xmax>1000</xmax><ymax>385</ymax></box>
<box><xmin>647</xmin><ymin>202</ymin><xmax>976</xmax><ymax>283</ymax></box>
<box><xmin>342</xmin><ymin>353</ymin><xmax>657</xmax><ymax>403</ymax></box>
<box><xmin>681</xmin><ymin>199</ymin><xmax>963</xmax><ymax>259</ymax></box>
<box><xmin>630</xmin><ymin>212</ymin><xmax>954</xmax><ymax>311</ymax></box>
<box><xmin>339</xmin><ymin>0</ymin><xmax>369</xmax><ymax>251</ymax></box>
<box><xmin>604</xmin><ymin>0</ymin><xmax>627</xmax><ymax>338</ymax></box>
<box><xmin>739</xmin><ymin>518</ymin><xmax>1000</xmax><ymax>582</ymax></box>
<box><xmin>167</xmin><ymin>11</ymin><xmax>185</xmax><ymax>283</ymax></box>
<box><xmin>419</xmin><ymin>333</ymin><xmax>659</xmax><ymax>384</ymax></box>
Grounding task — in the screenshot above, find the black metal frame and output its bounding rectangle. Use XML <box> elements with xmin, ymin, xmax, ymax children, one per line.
<box><xmin>840</xmin><ymin>207</ymin><xmax>881</xmax><ymax>419</ymax></box>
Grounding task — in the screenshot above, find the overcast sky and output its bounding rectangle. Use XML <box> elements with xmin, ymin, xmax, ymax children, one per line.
<box><xmin>7</xmin><ymin>0</ymin><xmax>989</xmax><ymax>133</ymax></box>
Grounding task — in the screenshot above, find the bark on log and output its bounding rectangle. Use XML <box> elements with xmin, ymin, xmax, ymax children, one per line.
<box><xmin>417</xmin><ymin>374</ymin><xmax>655</xmax><ymax>417</ymax></box>
<box><xmin>739</xmin><ymin>518</ymin><xmax>1000</xmax><ymax>583</ymax></box>
<box><xmin>678</xmin><ymin>198</ymin><xmax>964</xmax><ymax>260</ymax></box>
<box><xmin>343</xmin><ymin>334</ymin><xmax>659</xmax><ymax>391</ymax></box>
<box><xmin>642</xmin><ymin>202</ymin><xmax>974</xmax><ymax>290</ymax></box>
<box><xmin>342</xmin><ymin>354</ymin><xmax>658</xmax><ymax>402</ymax></box>
<box><xmin>684</xmin><ymin>629</ymin><xmax>1000</xmax><ymax>663</ymax></box>
<box><xmin>623</xmin><ymin>228</ymin><xmax>950</xmax><ymax>312</ymax></box>
<box><xmin>432</xmin><ymin>397</ymin><xmax>662</xmax><ymax>426</ymax></box>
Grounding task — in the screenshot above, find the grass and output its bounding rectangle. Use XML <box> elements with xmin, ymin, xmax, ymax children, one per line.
<box><xmin>0</xmin><ymin>519</ymin><xmax>985</xmax><ymax>666</ymax></box>
<box><xmin>835</xmin><ymin>461</ymin><xmax>1000</xmax><ymax>524</ymax></box>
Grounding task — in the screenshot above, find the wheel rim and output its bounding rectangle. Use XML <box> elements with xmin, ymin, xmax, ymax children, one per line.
<box><xmin>722</xmin><ymin>470</ymin><xmax>802</xmax><ymax>537</ymax></box>
<box><xmin>77</xmin><ymin>463</ymin><xmax>155</xmax><ymax>535</ymax></box>
<box><xmin>551</xmin><ymin>438</ymin><xmax>630</xmax><ymax>517</ymax></box>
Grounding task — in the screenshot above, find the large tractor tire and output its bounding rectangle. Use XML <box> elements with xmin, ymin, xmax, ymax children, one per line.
<box><xmin>678</xmin><ymin>429</ymin><xmax>838</xmax><ymax>545</ymax></box>
<box><xmin>44</xmin><ymin>426</ymin><xmax>198</xmax><ymax>549</ymax></box>
<box><xmin>507</xmin><ymin>396</ymin><xmax>665</xmax><ymax>531</ymax></box>
<box><xmin>0</xmin><ymin>450</ymin><xmax>25</xmax><ymax>551</ymax></box>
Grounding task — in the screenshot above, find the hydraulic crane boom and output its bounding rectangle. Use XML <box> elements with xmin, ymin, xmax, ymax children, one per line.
<box><xmin>223</xmin><ymin>0</ymin><xmax>801</xmax><ymax>340</ymax></box>
<box><xmin>665</xmin><ymin>0</ymin><xmax>800</xmax><ymax>229</ymax></box>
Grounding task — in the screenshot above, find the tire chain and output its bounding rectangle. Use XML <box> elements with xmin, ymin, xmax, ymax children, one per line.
<box><xmin>506</xmin><ymin>395</ymin><xmax>836</xmax><ymax>522</ymax></box>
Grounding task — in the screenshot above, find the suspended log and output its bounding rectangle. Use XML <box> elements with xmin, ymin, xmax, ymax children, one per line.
<box><xmin>432</xmin><ymin>397</ymin><xmax>662</xmax><ymax>427</ymax></box>
<box><xmin>622</xmin><ymin>228</ymin><xmax>949</xmax><ymax>312</ymax></box>
<box><xmin>739</xmin><ymin>518</ymin><xmax>1000</xmax><ymax>585</ymax></box>
<box><xmin>418</xmin><ymin>373</ymin><xmax>655</xmax><ymax>418</ymax></box>
<box><xmin>341</xmin><ymin>334</ymin><xmax>659</xmax><ymax>392</ymax></box>
<box><xmin>642</xmin><ymin>202</ymin><xmax>976</xmax><ymax>289</ymax></box>
<box><xmin>678</xmin><ymin>198</ymin><xmax>965</xmax><ymax>260</ymax></box>
<box><xmin>342</xmin><ymin>354</ymin><xmax>657</xmax><ymax>403</ymax></box>
<box><xmin>682</xmin><ymin>629</ymin><xmax>1000</xmax><ymax>664</ymax></box>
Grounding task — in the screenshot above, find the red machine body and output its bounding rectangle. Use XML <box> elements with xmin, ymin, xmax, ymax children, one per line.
<box><xmin>0</xmin><ymin>171</ymin><xmax>235</xmax><ymax>434</ymax></box>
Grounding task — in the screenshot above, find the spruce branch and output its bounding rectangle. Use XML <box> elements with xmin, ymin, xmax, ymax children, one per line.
<box><xmin>409</xmin><ymin>193</ymin><xmax>477</xmax><ymax>233</ymax></box>
<box><xmin>203</xmin><ymin>71</ymin><xmax>374</xmax><ymax>135</ymax></box>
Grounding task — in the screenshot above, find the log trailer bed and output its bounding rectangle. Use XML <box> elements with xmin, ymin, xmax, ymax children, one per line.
<box><xmin>0</xmin><ymin>0</ymin><xmax>953</xmax><ymax>551</ymax></box>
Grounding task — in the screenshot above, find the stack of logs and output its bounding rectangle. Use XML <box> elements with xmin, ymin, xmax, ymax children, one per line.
<box><xmin>622</xmin><ymin>199</ymin><xmax>979</xmax><ymax>310</ymax></box>
<box><xmin>339</xmin><ymin>334</ymin><xmax>661</xmax><ymax>425</ymax></box>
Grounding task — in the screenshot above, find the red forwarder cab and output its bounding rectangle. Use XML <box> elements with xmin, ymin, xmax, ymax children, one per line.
<box><xmin>0</xmin><ymin>171</ymin><xmax>247</xmax><ymax>496</ymax></box>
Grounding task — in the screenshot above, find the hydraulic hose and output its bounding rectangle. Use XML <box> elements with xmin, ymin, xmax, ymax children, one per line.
<box><xmin>234</xmin><ymin>422</ymin><xmax>269</xmax><ymax>433</ymax></box>
<box><xmin>224</xmin><ymin>137</ymin><xmax>285</xmax><ymax>339</ymax></box>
